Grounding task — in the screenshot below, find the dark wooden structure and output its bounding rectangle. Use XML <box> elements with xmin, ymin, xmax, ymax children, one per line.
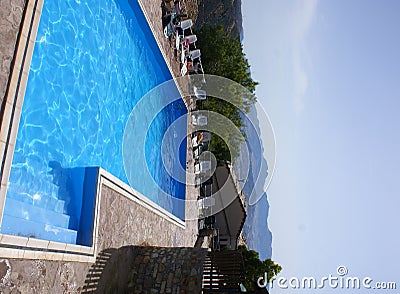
<box><xmin>202</xmin><ymin>250</ymin><xmax>245</xmax><ymax>293</ymax></box>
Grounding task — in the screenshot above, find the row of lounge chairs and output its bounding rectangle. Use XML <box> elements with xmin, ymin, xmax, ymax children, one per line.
<box><xmin>162</xmin><ymin>0</ymin><xmax>204</xmax><ymax>76</ymax></box>
<box><xmin>162</xmin><ymin>1</ymin><xmax>214</xmax><ymax>223</ymax></box>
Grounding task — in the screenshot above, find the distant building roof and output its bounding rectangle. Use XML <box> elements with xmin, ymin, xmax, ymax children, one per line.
<box><xmin>212</xmin><ymin>162</ymin><xmax>247</xmax><ymax>249</ymax></box>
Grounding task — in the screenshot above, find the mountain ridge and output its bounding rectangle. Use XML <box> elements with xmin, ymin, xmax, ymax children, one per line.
<box><xmin>239</xmin><ymin>104</ymin><xmax>273</xmax><ymax>260</ymax></box>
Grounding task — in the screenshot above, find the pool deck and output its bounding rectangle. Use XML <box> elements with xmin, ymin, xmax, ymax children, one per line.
<box><xmin>0</xmin><ymin>0</ymin><xmax>200</xmax><ymax>291</ymax></box>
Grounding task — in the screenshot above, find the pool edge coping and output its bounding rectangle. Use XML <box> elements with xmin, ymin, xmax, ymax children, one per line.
<box><xmin>136</xmin><ymin>0</ymin><xmax>191</xmax><ymax>110</ymax></box>
<box><xmin>98</xmin><ymin>167</ymin><xmax>186</xmax><ymax>230</ymax></box>
<box><xmin>0</xmin><ymin>0</ymin><xmax>44</xmax><ymax>227</ymax></box>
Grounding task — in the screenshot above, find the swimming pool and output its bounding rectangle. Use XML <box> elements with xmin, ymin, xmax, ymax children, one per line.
<box><xmin>1</xmin><ymin>0</ymin><xmax>187</xmax><ymax>246</ymax></box>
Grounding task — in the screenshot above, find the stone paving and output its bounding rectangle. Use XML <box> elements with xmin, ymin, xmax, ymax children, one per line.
<box><xmin>0</xmin><ymin>0</ymin><xmax>25</xmax><ymax>105</ymax></box>
<box><xmin>0</xmin><ymin>0</ymin><xmax>201</xmax><ymax>292</ymax></box>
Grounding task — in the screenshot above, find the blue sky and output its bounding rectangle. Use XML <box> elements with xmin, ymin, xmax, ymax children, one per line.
<box><xmin>242</xmin><ymin>0</ymin><xmax>400</xmax><ymax>292</ymax></box>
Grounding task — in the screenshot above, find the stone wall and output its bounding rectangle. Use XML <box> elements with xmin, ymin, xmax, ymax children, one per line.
<box><xmin>88</xmin><ymin>246</ymin><xmax>208</xmax><ymax>293</ymax></box>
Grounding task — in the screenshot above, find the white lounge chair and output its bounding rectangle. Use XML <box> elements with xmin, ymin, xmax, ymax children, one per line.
<box><xmin>189</xmin><ymin>49</ymin><xmax>201</xmax><ymax>59</ymax></box>
<box><xmin>193</xmin><ymin>86</ymin><xmax>206</xmax><ymax>100</ymax></box>
<box><xmin>191</xmin><ymin>114</ymin><xmax>207</xmax><ymax>126</ymax></box>
<box><xmin>176</xmin><ymin>34</ymin><xmax>197</xmax><ymax>52</ymax></box>
<box><xmin>176</xmin><ymin>19</ymin><xmax>193</xmax><ymax>31</ymax></box>
<box><xmin>164</xmin><ymin>17</ymin><xmax>192</xmax><ymax>39</ymax></box>
<box><xmin>193</xmin><ymin>144</ymin><xmax>206</xmax><ymax>159</ymax></box>
<box><xmin>181</xmin><ymin>48</ymin><xmax>201</xmax><ymax>64</ymax></box>
<box><xmin>194</xmin><ymin>160</ymin><xmax>212</xmax><ymax>174</ymax></box>
<box><xmin>181</xmin><ymin>62</ymin><xmax>188</xmax><ymax>76</ymax></box>
<box><xmin>197</xmin><ymin>197</ymin><xmax>216</xmax><ymax>209</ymax></box>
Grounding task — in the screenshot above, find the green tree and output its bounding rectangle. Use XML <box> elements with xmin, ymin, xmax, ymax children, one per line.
<box><xmin>238</xmin><ymin>245</ymin><xmax>282</xmax><ymax>291</ymax></box>
<box><xmin>202</xmin><ymin>96</ymin><xmax>246</xmax><ymax>161</ymax></box>
<box><xmin>195</xmin><ymin>25</ymin><xmax>258</xmax><ymax>95</ymax></box>
<box><xmin>195</xmin><ymin>25</ymin><xmax>259</xmax><ymax>161</ymax></box>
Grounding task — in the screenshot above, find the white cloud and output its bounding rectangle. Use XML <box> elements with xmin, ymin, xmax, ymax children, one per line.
<box><xmin>292</xmin><ymin>0</ymin><xmax>319</xmax><ymax>41</ymax></box>
<box><xmin>291</xmin><ymin>0</ymin><xmax>319</xmax><ymax>114</ymax></box>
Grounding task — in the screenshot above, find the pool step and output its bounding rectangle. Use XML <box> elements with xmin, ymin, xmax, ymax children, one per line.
<box><xmin>1</xmin><ymin>214</ymin><xmax>78</xmax><ymax>244</ymax></box>
<box><xmin>6</xmin><ymin>183</ymin><xmax>66</xmax><ymax>214</ymax></box>
<box><xmin>3</xmin><ymin>198</ymin><xmax>71</xmax><ymax>229</ymax></box>
<box><xmin>8</xmin><ymin>168</ymin><xmax>60</xmax><ymax>196</ymax></box>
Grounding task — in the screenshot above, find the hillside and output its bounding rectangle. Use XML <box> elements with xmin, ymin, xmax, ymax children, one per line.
<box><xmin>191</xmin><ymin>0</ymin><xmax>243</xmax><ymax>38</ymax></box>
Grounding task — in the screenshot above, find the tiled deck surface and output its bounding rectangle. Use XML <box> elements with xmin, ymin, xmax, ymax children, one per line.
<box><xmin>0</xmin><ymin>0</ymin><xmax>199</xmax><ymax>292</ymax></box>
<box><xmin>0</xmin><ymin>0</ymin><xmax>25</xmax><ymax>105</ymax></box>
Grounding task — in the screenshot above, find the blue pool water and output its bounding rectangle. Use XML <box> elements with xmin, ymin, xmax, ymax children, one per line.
<box><xmin>1</xmin><ymin>0</ymin><xmax>187</xmax><ymax>245</ymax></box>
